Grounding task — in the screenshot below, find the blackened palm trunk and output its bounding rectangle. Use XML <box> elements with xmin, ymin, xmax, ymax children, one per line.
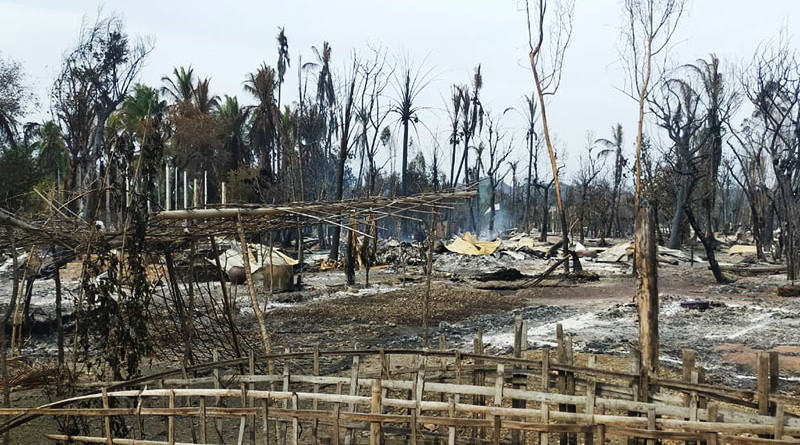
<box><xmin>668</xmin><ymin>175</ymin><xmax>689</xmax><ymax>249</ymax></box>
<box><xmin>684</xmin><ymin>206</ymin><xmax>728</xmax><ymax>283</ymax></box>
<box><xmin>328</xmin><ymin>147</ymin><xmax>347</xmax><ymax>261</ymax></box>
<box><xmin>539</xmin><ymin>186</ymin><xmax>549</xmax><ymax>242</ymax></box>
<box><xmin>401</xmin><ymin>120</ymin><xmax>409</xmax><ymax>196</ymax></box>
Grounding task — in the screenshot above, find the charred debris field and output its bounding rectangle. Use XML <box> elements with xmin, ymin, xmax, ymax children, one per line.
<box><xmin>4</xmin><ymin>1</ymin><xmax>800</xmax><ymax>442</ymax></box>
<box><xmin>1</xmin><ymin>228</ymin><xmax>799</xmax><ymax>443</ymax></box>
<box><xmin>1</xmin><ymin>232</ymin><xmax>796</xmax><ymax>385</ymax></box>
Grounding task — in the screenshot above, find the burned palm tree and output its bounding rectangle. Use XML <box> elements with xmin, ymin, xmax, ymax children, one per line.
<box><xmin>454</xmin><ymin>66</ymin><xmax>484</xmax><ymax>188</ymax></box>
<box><xmin>276</xmin><ymin>27</ymin><xmax>290</xmax><ymax>108</ymax></box>
<box><xmin>446</xmin><ymin>85</ymin><xmax>466</xmax><ymax>188</ymax></box>
<box><xmin>595</xmin><ymin>124</ymin><xmax>627</xmax><ymax>237</ymax></box>
<box><xmin>244</xmin><ymin>63</ymin><xmax>282</xmax><ymax>191</ymax></box>
<box><xmin>215</xmin><ymin>95</ymin><xmax>251</xmax><ymax>171</ymax></box>
<box><xmin>522</xmin><ymin>93</ymin><xmax>539</xmax><ymax>232</ymax></box>
<box><xmin>391</xmin><ymin>59</ymin><xmax>433</xmax><ymax>197</ymax></box>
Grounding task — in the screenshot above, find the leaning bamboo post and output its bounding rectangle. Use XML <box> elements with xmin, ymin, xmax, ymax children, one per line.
<box><xmin>135</xmin><ymin>389</ymin><xmax>144</xmax><ymax>441</ymax></box>
<box><xmin>236</xmin><ymin>214</ymin><xmax>271</xmax><ymax>356</ymax></box>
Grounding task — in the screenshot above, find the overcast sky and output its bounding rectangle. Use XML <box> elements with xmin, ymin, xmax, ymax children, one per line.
<box><xmin>1</xmin><ymin>0</ymin><xmax>798</xmax><ymax>179</ymax></box>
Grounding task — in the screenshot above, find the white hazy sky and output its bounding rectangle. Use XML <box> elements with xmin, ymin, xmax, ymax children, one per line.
<box><xmin>1</xmin><ymin>0</ymin><xmax>798</xmax><ymax>179</ymax></box>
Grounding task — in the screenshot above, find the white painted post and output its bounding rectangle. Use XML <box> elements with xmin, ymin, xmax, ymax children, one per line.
<box><xmin>204</xmin><ymin>170</ymin><xmax>208</xmax><ymax>208</ymax></box>
<box><xmin>193</xmin><ymin>178</ymin><xmax>199</xmax><ymax>208</ymax></box>
<box><xmin>174</xmin><ymin>166</ymin><xmax>179</xmax><ymax>210</ymax></box>
<box><xmin>222</xmin><ymin>182</ymin><xmax>227</xmax><ymax>205</ymax></box>
<box><xmin>165</xmin><ymin>163</ymin><xmax>171</xmax><ymax>211</ymax></box>
<box><xmin>183</xmin><ymin>170</ymin><xmax>188</xmax><ymax>210</ymax></box>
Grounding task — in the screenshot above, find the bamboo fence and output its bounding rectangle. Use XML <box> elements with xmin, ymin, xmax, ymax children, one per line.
<box><xmin>2</xmin><ymin>319</ymin><xmax>798</xmax><ymax>445</ymax></box>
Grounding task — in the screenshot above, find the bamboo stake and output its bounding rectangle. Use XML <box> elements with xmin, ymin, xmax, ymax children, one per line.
<box><xmin>102</xmin><ymin>388</ymin><xmax>112</xmax><ymax>445</ymax></box>
<box><xmin>370</xmin><ymin>379</ymin><xmax>382</xmax><ymax>445</ymax></box>
<box><xmin>422</xmin><ymin>211</ymin><xmax>436</xmax><ymax>347</ymax></box>
<box><xmin>236</xmin><ymin>214</ymin><xmax>271</xmax><ymax>356</ymax></box>
<box><xmin>168</xmin><ymin>390</ymin><xmax>175</xmax><ymax>445</ymax></box>
<box><xmin>199</xmin><ymin>397</ymin><xmax>207</xmax><ymax>444</ymax></box>
<box><xmin>345</xmin><ymin>347</ymin><xmax>360</xmax><ymax>445</ymax></box>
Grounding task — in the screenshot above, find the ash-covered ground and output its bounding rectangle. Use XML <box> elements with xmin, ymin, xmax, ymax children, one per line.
<box><xmin>1</xmin><ymin>241</ymin><xmax>798</xmax><ymax>389</ymax></box>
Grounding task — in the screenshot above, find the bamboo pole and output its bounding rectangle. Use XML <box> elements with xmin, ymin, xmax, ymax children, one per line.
<box><xmin>236</xmin><ymin>215</ymin><xmax>271</xmax><ymax>356</ymax></box>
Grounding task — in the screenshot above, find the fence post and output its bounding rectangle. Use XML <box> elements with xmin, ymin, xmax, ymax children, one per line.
<box><xmin>370</xmin><ymin>379</ymin><xmax>382</xmax><ymax>445</ymax></box>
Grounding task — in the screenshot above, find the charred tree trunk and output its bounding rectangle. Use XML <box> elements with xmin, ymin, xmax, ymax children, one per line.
<box><xmin>525</xmin><ymin>139</ymin><xmax>534</xmax><ymax>232</ymax></box>
<box><xmin>539</xmin><ymin>185</ymin><xmax>549</xmax><ymax>242</ymax></box>
<box><xmin>635</xmin><ymin>206</ymin><xmax>659</xmax><ymax>378</ymax></box>
<box><xmin>401</xmin><ymin>118</ymin><xmax>409</xmax><ymax>196</ymax></box>
<box><xmin>345</xmin><ymin>214</ymin><xmax>357</xmax><ymax>286</ymax></box>
<box><xmin>328</xmin><ymin>142</ymin><xmax>347</xmax><ymax>261</ymax></box>
<box><xmin>684</xmin><ymin>206</ymin><xmax>729</xmax><ymax>284</ymax></box>
<box><xmin>489</xmin><ymin>177</ymin><xmax>497</xmax><ymax>235</ymax></box>
<box><xmin>667</xmin><ymin>176</ymin><xmax>689</xmax><ymax>249</ymax></box>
